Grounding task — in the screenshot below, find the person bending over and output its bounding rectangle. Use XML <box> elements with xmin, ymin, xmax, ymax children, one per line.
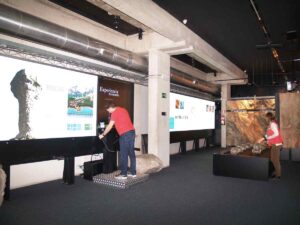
<box><xmin>99</xmin><ymin>102</ymin><xmax>136</xmax><ymax>180</ymax></box>
<box><xmin>258</xmin><ymin>112</ymin><xmax>283</xmax><ymax>179</ymax></box>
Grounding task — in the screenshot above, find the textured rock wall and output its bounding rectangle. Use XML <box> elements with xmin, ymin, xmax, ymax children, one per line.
<box><xmin>0</xmin><ymin>168</ymin><xmax>6</xmax><ymax>206</ymax></box>
<box><xmin>226</xmin><ymin>99</ymin><xmax>275</xmax><ymax>146</ymax></box>
<box><xmin>280</xmin><ymin>93</ymin><xmax>300</xmax><ymax>148</ymax></box>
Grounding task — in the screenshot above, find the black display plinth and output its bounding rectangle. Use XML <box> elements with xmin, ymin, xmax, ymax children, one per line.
<box><xmin>3</xmin><ymin>164</ymin><xmax>9</xmax><ymax>200</ymax></box>
<box><xmin>83</xmin><ymin>160</ymin><xmax>103</xmax><ymax>180</ymax></box>
<box><xmin>291</xmin><ymin>148</ymin><xmax>300</xmax><ymax>161</ymax></box>
<box><xmin>213</xmin><ymin>149</ymin><xmax>270</xmax><ymax>181</ymax></box>
<box><xmin>99</xmin><ymin>130</ymin><xmax>118</xmax><ymax>174</ymax></box>
<box><xmin>63</xmin><ymin>157</ymin><xmax>75</xmax><ymax>184</ymax></box>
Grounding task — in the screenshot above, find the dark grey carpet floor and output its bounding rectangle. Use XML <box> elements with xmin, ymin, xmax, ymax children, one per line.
<box><xmin>1</xmin><ymin>148</ymin><xmax>300</xmax><ymax>225</ymax></box>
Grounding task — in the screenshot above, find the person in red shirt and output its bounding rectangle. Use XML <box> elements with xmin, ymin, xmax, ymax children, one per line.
<box><xmin>258</xmin><ymin>112</ymin><xmax>283</xmax><ymax>179</ymax></box>
<box><xmin>99</xmin><ymin>102</ymin><xmax>136</xmax><ymax>180</ymax></box>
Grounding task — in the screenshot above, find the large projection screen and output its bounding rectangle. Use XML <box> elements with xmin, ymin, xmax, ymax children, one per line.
<box><xmin>0</xmin><ymin>55</ymin><xmax>98</xmax><ymax>141</ymax></box>
<box><xmin>170</xmin><ymin>93</ymin><xmax>215</xmax><ymax>131</ymax></box>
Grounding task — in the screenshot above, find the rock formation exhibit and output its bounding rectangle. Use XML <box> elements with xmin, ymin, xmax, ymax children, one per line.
<box><xmin>134</xmin><ymin>154</ymin><xmax>163</xmax><ymax>175</ymax></box>
<box><xmin>252</xmin><ymin>143</ymin><xmax>267</xmax><ymax>154</ymax></box>
<box><xmin>226</xmin><ymin>99</ymin><xmax>275</xmax><ymax>146</ymax></box>
<box><xmin>280</xmin><ymin>93</ymin><xmax>300</xmax><ymax>148</ymax></box>
<box><xmin>230</xmin><ymin>143</ymin><xmax>252</xmax><ymax>155</ymax></box>
<box><xmin>10</xmin><ymin>69</ymin><xmax>42</xmax><ymax>140</ymax></box>
<box><xmin>0</xmin><ymin>168</ymin><xmax>6</xmax><ymax>206</ymax></box>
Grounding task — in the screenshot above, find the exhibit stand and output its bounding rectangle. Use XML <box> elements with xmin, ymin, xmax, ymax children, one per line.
<box><xmin>291</xmin><ymin>149</ymin><xmax>300</xmax><ymax>161</ymax></box>
<box><xmin>213</xmin><ymin>149</ymin><xmax>271</xmax><ymax>181</ymax></box>
<box><xmin>2</xmin><ymin>164</ymin><xmax>9</xmax><ymax>200</ymax></box>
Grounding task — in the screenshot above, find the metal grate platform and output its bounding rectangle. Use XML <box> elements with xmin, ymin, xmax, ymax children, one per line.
<box><xmin>93</xmin><ymin>171</ymin><xmax>149</xmax><ymax>189</ymax></box>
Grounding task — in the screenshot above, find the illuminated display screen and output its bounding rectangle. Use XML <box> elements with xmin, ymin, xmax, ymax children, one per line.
<box><xmin>0</xmin><ymin>55</ymin><xmax>98</xmax><ymax>141</ymax></box>
<box><xmin>169</xmin><ymin>93</ymin><xmax>215</xmax><ymax>131</ymax></box>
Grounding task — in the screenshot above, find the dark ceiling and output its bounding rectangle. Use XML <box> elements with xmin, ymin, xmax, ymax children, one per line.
<box><xmin>153</xmin><ymin>0</ymin><xmax>300</xmax><ymax>85</ymax></box>
<box><xmin>50</xmin><ymin>0</ymin><xmax>300</xmax><ymax>86</ymax></box>
<box><xmin>49</xmin><ymin>0</ymin><xmax>140</xmax><ymax>35</ymax></box>
<box><xmin>49</xmin><ymin>0</ymin><xmax>215</xmax><ymax>73</ymax></box>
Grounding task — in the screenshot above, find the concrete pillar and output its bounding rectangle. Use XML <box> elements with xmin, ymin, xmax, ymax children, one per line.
<box><xmin>148</xmin><ymin>49</ymin><xmax>170</xmax><ymax>167</ymax></box>
<box><xmin>221</xmin><ymin>84</ymin><xmax>231</xmax><ymax>148</ymax></box>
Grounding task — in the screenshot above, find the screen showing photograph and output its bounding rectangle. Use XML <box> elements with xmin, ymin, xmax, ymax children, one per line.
<box><xmin>170</xmin><ymin>93</ymin><xmax>215</xmax><ymax>131</ymax></box>
<box><xmin>0</xmin><ymin>55</ymin><xmax>98</xmax><ymax>141</ymax></box>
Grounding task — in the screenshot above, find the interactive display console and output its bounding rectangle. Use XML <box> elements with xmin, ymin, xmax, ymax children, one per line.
<box><xmin>169</xmin><ymin>93</ymin><xmax>215</xmax><ymax>132</ymax></box>
<box><xmin>0</xmin><ymin>55</ymin><xmax>98</xmax><ymax>141</ymax></box>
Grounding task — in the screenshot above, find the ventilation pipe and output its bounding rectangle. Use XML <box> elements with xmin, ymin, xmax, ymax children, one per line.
<box><xmin>171</xmin><ymin>71</ymin><xmax>219</xmax><ymax>94</ymax></box>
<box><xmin>0</xmin><ymin>4</ymin><xmax>147</xmax><ymax>73</ymax></box>
<box><xmin>0</xmin><ymin>4</ymin><xmax>218</xmax><ymax>94</ymax></box>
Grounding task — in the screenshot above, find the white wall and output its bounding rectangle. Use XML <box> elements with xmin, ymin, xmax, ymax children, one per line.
<box><xmin>10</xmin><ymin>155</ymin><xmax>100</xmax><ymax>189</ymax></box>
<box><xmin>170</xmin><ymin>143</ymin><xmax>180</xmax><ymax>155</ymax></box>
<box><xmin>134</xmin><ymin>84</ymin><xmax>148</xmax><ymax>150</ymax></box>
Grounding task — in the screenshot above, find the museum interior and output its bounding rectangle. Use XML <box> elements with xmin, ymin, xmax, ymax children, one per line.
<box><xmin>0</xmin><ymin>0</ymin><xmax>300</xmax><ymax>225</ymax></box>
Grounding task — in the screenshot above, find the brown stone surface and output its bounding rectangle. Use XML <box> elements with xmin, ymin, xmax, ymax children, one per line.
<box><xmin>224</xmin><ymin>148</ymin><xmax>270</xmax><ymax>158</ymax></box>
<box><xmin>0</xmin><ymin>168</ymin><xmax>6</xmax><ymax>206</ymax></box>
<box><xmin>134</xmin><ymin>154</ymin><xmax>163</xmax><ymax>175</ymax></box>
<box><xmin>226</xmin><ymin>99</ymin><xmax>275</xmax><ymax>146</ymax></box>
<box><xmin>227</xmin><ymin>99</ymin><xmax>275</xmax><ymax>111</ymax></box>
<box><xmin>280</xmin><ymin>93</ymin><xmax>300</xmax><ymax>148</ymax></box>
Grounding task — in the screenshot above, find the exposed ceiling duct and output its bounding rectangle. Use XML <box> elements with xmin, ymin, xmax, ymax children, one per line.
<box><xmin>0</xmin><ymin>4</ymin><xmax>147</xmax><ymax>73</ymax></box>
<box><xmin>0</xmin><ymin>4</ymin><xmax>218</xmax><ymax>94</ymax></box>
<box><xmin>171</xmin><ymin>70</ymin><xmax>219</xmax><ymax>94</ymax></box>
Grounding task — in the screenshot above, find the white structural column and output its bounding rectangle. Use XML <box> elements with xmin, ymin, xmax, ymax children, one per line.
<box><xmin>221</xmin><ymin>84</ymin><xmax>231</xmax><ymax>148</ymax></box>
<box><xmin>148</xmin><ymin>49</ymin><xmax>170</xmax><ymax>167</ymax></box>
<box><xmin>101</xmin><ymin>0</ymin><xmax>246</xmax><ymax>79</ymax></box>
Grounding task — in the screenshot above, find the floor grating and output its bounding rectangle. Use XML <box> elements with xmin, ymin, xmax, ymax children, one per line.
<box><xmin>93</xmin><ymin>171</ymin><xmax>149</xmax><ymax>189</ymax></box>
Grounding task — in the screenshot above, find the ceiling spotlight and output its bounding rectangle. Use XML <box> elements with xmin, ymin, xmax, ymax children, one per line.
<box><xmin>182</xmin><ymin>19</ymin><xmax>188</xmax><ymax>24</ymax></box>
<box><xmin>99</xmin><ymin>48</ymin><xmax>104</xmax><ymax>55</ymax></box>
<box><xmin>113</xmin><ymin>15</ymin><xmax>120</xmax><ymax>29</ymax></box>
<box><xmin>138</xmin><ymin>28</ymin><xmax>143</xmax><ymax>40</ymax></box>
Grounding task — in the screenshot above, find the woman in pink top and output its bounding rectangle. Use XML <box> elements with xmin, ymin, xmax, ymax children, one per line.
<box><xmin>258</xmin><ymin>112</ymin><xmax>283</xmax><ymax>179</ymax></box>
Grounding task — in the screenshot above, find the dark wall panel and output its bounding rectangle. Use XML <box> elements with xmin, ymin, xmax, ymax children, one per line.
<box><xmin>98</xmin><ymin>78</ymin><xmax>134</xmax><ymax>124</ymax></box>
